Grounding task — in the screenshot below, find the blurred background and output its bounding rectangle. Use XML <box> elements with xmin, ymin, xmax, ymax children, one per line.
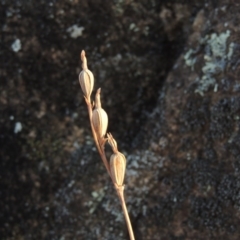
<box><xmin>1</xmin><ymin>0</ymin><xmax>240</xmax><ymax>239</ymax></box>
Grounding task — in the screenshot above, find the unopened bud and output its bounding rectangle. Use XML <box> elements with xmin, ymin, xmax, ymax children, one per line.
<box><xmin>79</xmin><ymin>50</ymin><xmax>94</xmax><ymax>99</ymax></box>
<box><xmin>110</xmin><ymin>152</ymin><xmax>126</xmax><ymax>186</ymax></box>
<box><xmin>92</xmin><ymin>89</ymin><xmax>108</xmax><ymax>138</ymax></box>
<box><xmin>92</xmin><ymin>108</ymin><xmax>108</xmax><ymax>138</ymax></box>
<box><xmin>79</xmin><ymin>69</ymin><xmax>94</xmax><ymax>99</ymax></box>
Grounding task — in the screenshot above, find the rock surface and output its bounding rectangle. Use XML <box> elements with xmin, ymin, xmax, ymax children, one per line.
<box><xmin>1</xmin><ymin>0</ymin><xmax>240</xmax><ymax>239</ymax></box>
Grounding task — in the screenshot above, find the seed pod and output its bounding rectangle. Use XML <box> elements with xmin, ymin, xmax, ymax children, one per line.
<box><xmin>79</xmin><ymin>69</ymin><xmax>94</xmax><ymax>99</ymax></box>
<box><xmin>92</xmin><ymin>108</ymin><xmax>108</xmax><ymax>138</ymax></box>
<box><xmin>110</xmin><ymin>152</ymin><xmax>126</xmax><ymax>186</ymax></box>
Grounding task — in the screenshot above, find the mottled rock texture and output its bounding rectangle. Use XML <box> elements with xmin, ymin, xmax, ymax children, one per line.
<box><xmin>1</xmin><ymin>0</ymin><xmax>240</xmax><ymax>239</ymax></box>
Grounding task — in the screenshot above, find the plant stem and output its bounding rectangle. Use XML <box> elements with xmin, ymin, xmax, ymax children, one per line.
<box><xmin>116</xmin><ymin>186</ymin><xmax>135</xmax><ymax>240</ymax></box>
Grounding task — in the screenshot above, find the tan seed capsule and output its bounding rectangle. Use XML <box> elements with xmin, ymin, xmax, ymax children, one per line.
<box><xmin>79</xmin><ymin>69</ymin><xmax>94</xmax><ymax>99</ymax></box>
<box><xmin>92</xmin><ymin>108</ymin><xmax>108</xmax><ymax>138</ymax></box>
<box><xmin>110</xmin><ymin>152</ymin><xmax>126</xmax><ymax>186</ymax></box>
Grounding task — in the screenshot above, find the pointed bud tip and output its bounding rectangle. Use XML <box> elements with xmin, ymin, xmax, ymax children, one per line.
<box><xmin>107</xmin><ymin>133</ymin><xmax>118</xmax><ymax>152</ymax></box>
<box><xmin>81</xmin><ymin>50</ymin><xmax>85</xmax><ymax>61</ymax></box>
<box><xmin>95</xmin><ymin>88</ymin><xmax>102</xmax><ymax>108</ymax></box>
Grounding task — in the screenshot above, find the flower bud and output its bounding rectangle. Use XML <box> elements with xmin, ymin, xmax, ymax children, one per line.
<box><xmin>110</xmin><ymin>152</ymin><xmax>126</xmax><ymax>186</ymax></box>
<box><xmin>79</xmin><ymin>69</ymin><xmax>94</xmax><ymax>99</ymax></box>
<box><xmin>92</xmin><ymin>108</ymin><xmax>108</xmax><ymax>138</ymax></box>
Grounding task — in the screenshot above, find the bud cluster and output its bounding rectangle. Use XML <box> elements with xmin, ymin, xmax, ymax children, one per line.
<box><xmin>79</xmin><ymin>50</ymin><xmax>126</xmax><ymax>187</ymax></box>
<box><xmin>79</xmin><ymin>50</ymin><xmax>134</xmax><ymax>240</ymax></box>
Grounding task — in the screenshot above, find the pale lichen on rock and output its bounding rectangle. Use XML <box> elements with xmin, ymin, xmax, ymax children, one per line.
<box><xmin>184</xmin><ymin>29</ymin><xmax>236</xmax><ymax>96</ymax></box>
